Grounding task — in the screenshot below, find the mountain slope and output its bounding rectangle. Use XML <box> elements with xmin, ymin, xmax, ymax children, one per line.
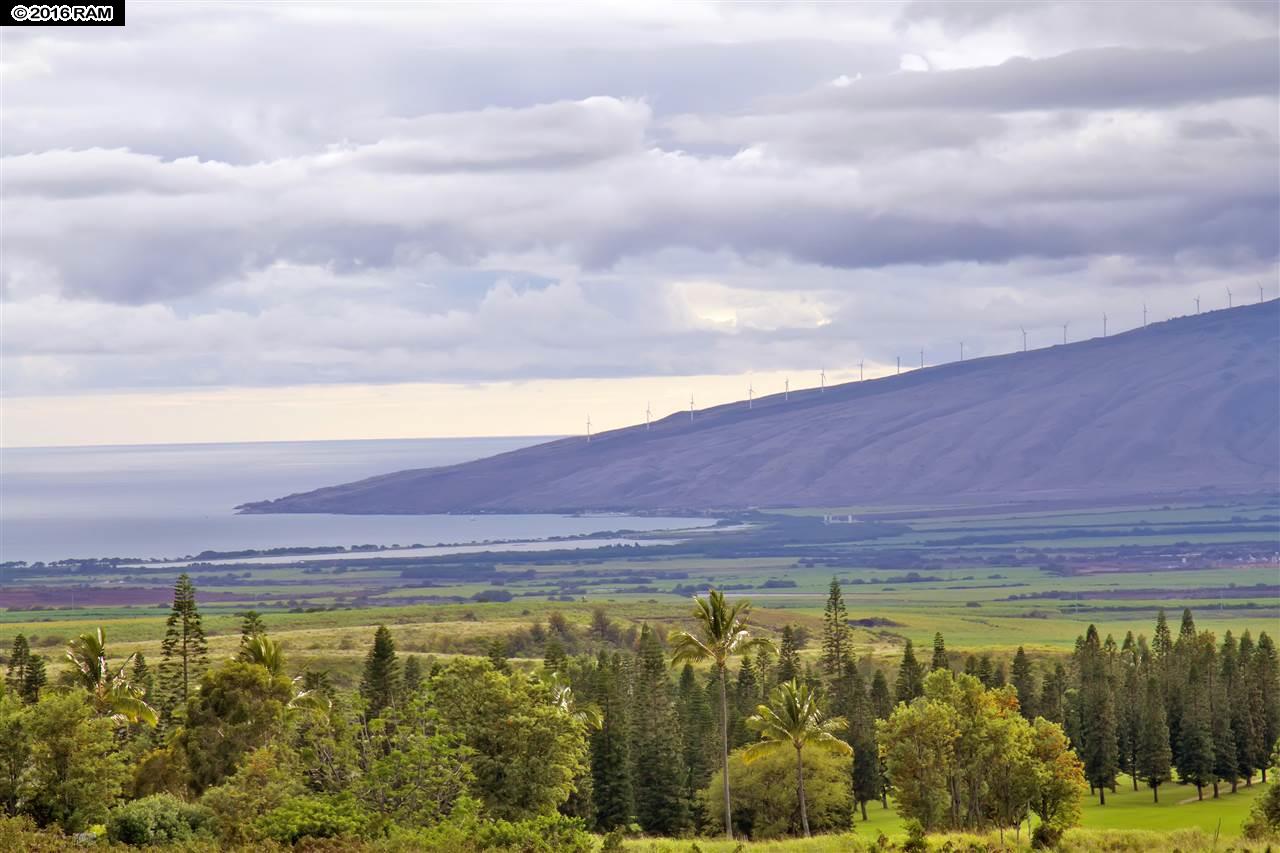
<box><xmin>241</xmin><ymin>302</ymin><xmax>1280</xmax><ymax>514</ymax></box>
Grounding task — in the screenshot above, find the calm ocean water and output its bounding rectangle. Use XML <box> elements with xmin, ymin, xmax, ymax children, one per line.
<box><xmin>0</xmin><ymin>438</ymin><xmax>713</xmax><ymax>563</ymax></box>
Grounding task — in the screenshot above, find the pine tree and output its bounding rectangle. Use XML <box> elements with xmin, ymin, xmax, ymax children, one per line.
<box><xmin>1136</xmin><ymin>677</ymin><xmax>1173</xmax><ymax>802</ymax></box>
<box><xmin>1221</xmin><ymin>632</ymin><xmax>1252</xmax><ymax>792</ymax></box>
<box><xmin>1077</xmin><ymin>625</ymin><xmax>1119</xmax><ymax>803</ymax></box>
<box><xmin>676</xmin><ymin>663</ymin><xmax>714</xmax><ymax>826</ymax></box>
<box><xmin>159</xmin><ymin>573</ymin><xmax>208</xmax><ymax>714</ymax></box>
<box><xmin>732</xmin><ymin>658</ymin><xmax>760</xmax><ymax>747</ymax></box>
<box><xmin>930</xmin><ymin>632</ymin><xmax>949</xmax><ymax>672</ymax></box>
<box><xmin>1039</xmin><ymin>663</ymin><xmax>1068</xmax><ymax>724</ymax></box>
<box><xmin>131</xmin><ymin>652</ymin><xmax>154</xmax><ymax>701</ymax></box>
<box><xmin>238</xmin><ymin>610</ymin><xmax>266</xmax><ymax>646</ymax></box>
<box><xmin>544</xmin><ymin>637</ymin><xmax>568</xmax><ymax>673</ymax></box>
<box><xmin>976</xmin><ymin>654</ymin><xmax>994</xmax><ymax>687</ymax></box>
<box><xmin>1011</xmin><ymin>646</ymin><xmax>1037</xmax><ymax>719</ymax></box>
<box><xmin>1117</xmin><ymin>634</ymin><xmax>1142</xmax><ymax>790</ymax></box>
<box><xmin>4</xmin><ymin>635</ymin><xmax>30</xmax><ymax>698</ymax></box>
<box><xmin>486</xmin><ymin>637</ymin><xmax>510</xmax><ymax>674</ymax></box>
<box><xmin>821</xmin><ymin>577</ymin><xmax>849</xmax><ymax>677</ymax></box>
<box><xmin>869</xmin><ymin>669</ymin><xmax>893</xmax><ymax>720</ymax></box>
<box><xmin>21</xmin><ymin>655</ymin><xmax>46</xmax><ymax>704</ymax></box>
<box><xmin>591</xmin><ymin>652</ymin><xmax>633</xmax><ymax>830</ymax></box>
<box><xmin>991</xmin><ymin>662</ymin><xmax>1006</xmax><ymax>689</ymax></box>
<box><xmin>1211</xmin><ymin>658</ymin><xmax>1237</xmax><ymax>798</ymax></box>
<box><xmin>360</xmin><ymin>625</ymin><xmax>400</xmax><ymax>717</ymax></box>
<box><xmin>845</xmin><ymin>663</ymin><xmax>880</xmax><ymax>820</ymax></box>
<box><xmin>1250</xmin><ymin>631</ymin><xmax>1279</xmax><ymax>783</ymax></box>
<box><xmin>402</xmin><ymin>654</ymin><xmax>423</xmax><ymax>694</ymax></box>
<box><xmin>894</xmin><ymin>640</ymin><xmax>924</xmax><ymax>705</ymax></box>
<box><xmin>631</xmin><ymin>626</ymin><xmax>690</xmax><ymax>835</ymax></box>
<box><xmin>776</xmin><ymin>625</ymin><xmax>801</xmax><ymax>684</ymax></box>
<box><xmin>1236</xmin><ymin>631</ymin><xmax>1264</xmax><ymax>786</ymax></box>
<box><xmin>1177</xmin><ymin>662</ymin><xmax>1215</xmax><ymax>800</ymax></box>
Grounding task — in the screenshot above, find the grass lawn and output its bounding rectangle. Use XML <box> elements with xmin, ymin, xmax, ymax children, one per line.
<box><xmin>1081</xmin><ymin>775</ymin><xmax>1270</xmax><ymax>837</ymax></box>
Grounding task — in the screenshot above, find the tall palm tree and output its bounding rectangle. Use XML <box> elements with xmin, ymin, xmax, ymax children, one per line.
<box><xmin>744</xmin><ymin>679</ymin><xmax>852</xmax><ymax>837</ymax></box>
<box><xmin>65</xmin><ymin>627</ymin><xmax>157</xmax><ymax>727</ymax></box>
<box><xmin>669</xmin><ymin>589</ymin><xmax>773</xmax><ymax>839</ymax></box>
<box><xmin>544</xmin><ymin>671</ymin><xmax>603</xmax><ymax>731</ymax></box>
<box><xmin>239</xmin><ymin>633</ymin><xmax>286</xmax><ymax>677</ymax></box>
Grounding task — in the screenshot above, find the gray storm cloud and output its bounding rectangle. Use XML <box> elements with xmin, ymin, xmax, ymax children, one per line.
<box><xmin>1</xmin><ymin>1</ymin><xmax>1277</xmax><ymax>395</ymax></box>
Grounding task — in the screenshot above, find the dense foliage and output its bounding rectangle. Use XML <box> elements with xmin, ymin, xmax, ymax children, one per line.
<box><xmin>0</xmin><ymin>577</ymin><xmax>1276</xmax><ymax>849</ymax></box>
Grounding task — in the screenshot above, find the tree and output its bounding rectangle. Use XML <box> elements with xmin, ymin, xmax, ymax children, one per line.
<box><xmin>65</xmin><ymin>627</ymin><xmax>156</xmax><ymax>726</ymax></box>
<box><xmin>894</xmin><ymin>639</ymin><xmax>924</xmax><ymax>705</ymax></box>
<box><xmin>238</xmin><ymin>611</ymin><xmax>266</xmax><ymax>646</ymax></box>
<box><xmin>428</xmin><ymin>657</ymin><xmax>587</xmax><ymax>820</ymax></box>
<box><xmin>742</xmin><ymin>679</ymin><xmax>851</xmax><ymax>837</ymax></box>
<box><xmin>1210</xmin><ymin>659</ymin><xmax>1237</xmax><ymax>797</ymax></box>
<box><xmin>676</xmin><ymin>663</ymin><xmax>714</xmax><ymax>826</ymax></box>
<box><xmin>130</xmin><ymin>653</ymin><xmax>153</xmax><ymax>703</ymax></box>
<box><xmin>631</xmin><ymin>626</ymin><xmax>689</xmax><ymax>835</ymax></box>
<box><xmin>775</xmin><ymin>625</ymin><xmax>801</xmax><ymax>684</ymax></box>
<box><xmin>239</xmin><ymin>633</ymin><xmax>286</xmax><ymax>677</ymax></box>
<box><xmin>703</xmin><ymin>745</ymin><xmax>852</xmax><ymax>839</ymax></box>
<box><xmin>159</xmin><ymin>574</ymin><xmax>208</xmax><ymax>715</ymax></box>
<box><xmin>402</xmin><ymin>655</ymin><xmax>424</xmax><ymax>694</ymax></box>
<box><xmin>1116</xmin><ymin>634</ymin><xmax>1141</xmax><ymax>790</ymax></box>
<box><xmin>1236</xmin><ymin>631</ymin><xmax>1265</xmax><ymax>786</ymax></box>
<box><xmin>360</xmin><ymin>625</ymin><xmax>400</xmax><ymax>717</ymax></box>
<box><xmin>21</xmin><ymin>655</ymin><xmax>47</xmax><ymax>705</ymax></box>
<box><xmin>1136</xmin><ymin>678</ymin><xmax>1173</xmax><ymax>801</ymax></box>
<box><xmin>844</xmin><ymin>664</ymin><xmax>879</xmax><ymax>821</ymax></box>
<box><xmin>820</xmin><ymin>577</ymin><xmax>849</xmax><ymax>677</ymax></box>
<box><xmin>1251</xmin><ymin>632</ymin><xmax>1280</xmax><ymax>782</ymax></box>
<box><xmin>5</xmin><ymin>635</ymin><xmax>31</xmax><ymax>697</ymax></box>
<box><xmin>869</xmin><ymin>670</ymin><xmax>893</xmax><ymax>720</ymax></box>
<box><xmin>176</xmin><ymin>660</ymin><xmax>294</xmax><ymax>794</ymax></box>
<box><xmin>930</xmin><ymin>632</ymin><xmax>949</xmax><ymax>672</ymax></box>
<box><xmin>0</xmin><ymin>694</ymin><xmax>31</xmax><ymax>816</ymax></box>
<box><xmin>1177</xmin><ymin>662</ymin><xmax>1215</xmax><ymax>800</ymax></box>
<box><xmin>1075</xmin><ymin>626</ymin><xmax>1118</xmax><ymax>804</ymax></box>
<box><xmin>1027</xmin><ymin>717</ymin><xmax>1087</xmax><ymax>846</ymax></box>
<box><xmin>25</xmin><ymin>691</ymin><xmax>130</xmax><ymax>832</ymax></box>
<box><xmin>668</xmin><ymin>590</ymin><xmax>772</xmax><ymax>841</ymax></box>
<box><xmin>589</xmin><ymin>652</ymin><xmax>631</xmax><ymax>830</ymax></box>
<box><xmin>1011</xmin><ymin>646</ymin><xmax>1037</xmax><ymax>719</ymax></box>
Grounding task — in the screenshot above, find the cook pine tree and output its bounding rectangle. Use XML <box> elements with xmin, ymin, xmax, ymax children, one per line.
<box><xmin>159</xmin><ymin>573</ymin><xmax>209</xmax><ymax>716</ymax></box>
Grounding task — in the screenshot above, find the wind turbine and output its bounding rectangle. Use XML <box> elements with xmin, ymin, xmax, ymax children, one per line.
<box><xmin>1260</xmin><ymin>282</ymin><xmax>1265</xmax><ymax>304</ymax></box>
<box><xmin>689</xmin><ymin>394</ymin><xmax>694</xmax><ymax>422</ymax></box>
<box><xmin>586</xmin><ymin>415</ymin><xmax>592</xmax><ymax>443</ymax></box>
<box><xmin>960</xmin><ymin>342</ymin><xmax>964</xmax><ymax>362</ymax></box>
<box><xmin>858</xmin><ymin>359</ymin><xmax>864</xmax><ymax>381</ymax></box>
<box><xmin>784</xmin><ymin>378</ymin><xmax>789</xmax><ymax>400</ymax></box>
<box><xmin>820</xmin><ymin>368</ymin><xmax>826</xmax><ymax>392</ymax></box>
<box><xmin>1227</xmin><ymin>287</ymin><xmax>1233</xmax><ymax>309</ymax></box>
<box><xmin>1195</xmin><ymin>296</ymin><xmax>1201</xmax><ymax>315</ymax></box>
<box><xmin>1142</xmin><ymin>303</ymin><xmax>1148</xmax><ymax>327</ymax></box>
<box><xmin>896</xmin><ymin>356</ymin><xmax>901</xmax><ymax>375</ymax></box>
<box><xmin>645</xmin><ymin>403</ymin><xmax>651</xmax><ymax>430</ymax></box>
<box><xmin>1020</xmin><ymin>327</ymin><xmax>1027</xmax><ymax>352</ymax></box>
<box><xmin>919</xmin><ymin>348</ymin><xmax>924</xmax><ymax>369</ymax></box>
<box><xmin>1062</xmin><ymin>322</ymin><xmax>1069</xmax><ymax>345</ymax></box>
<box><xmin>748</xmin><ymin>381</ymin><xmax>754</xmax><ymax>409</ymax></box>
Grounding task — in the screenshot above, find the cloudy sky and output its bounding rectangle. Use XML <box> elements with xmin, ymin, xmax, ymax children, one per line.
<box><xmin>2</xmin><ymin>1</ymin><xmax>1277</xmax><ymax>446</ymax></box>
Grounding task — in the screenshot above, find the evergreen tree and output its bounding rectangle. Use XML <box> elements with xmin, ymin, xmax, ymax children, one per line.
<box><xmin>894</xmin><ymin>640</ymin><xmax>924</xmax><ymax>704</ymax></box>
<box><xmin>930</xmin><ymin>632</ymin><xmax>949</xmax><ymax>672</ymax></box>
<box><xmin>845</xmin><ymin>663</ymin><xmax>879</xmax><ymax>820</ymax></box>
<box><xmin>486</xmin><ymin>637</ymin><xmax>510</xmax><ymax>674</ymax></box>
<box><xmin>360</xmin><ymin>625</ymin><xmax>400</xmax><ymax>717</ymax></box>
<box><xmin>1136</xmin><ymin>677</ymin><xmax>1173</xmax><ymax>802</ymax></box>
<box><xmin>776</xmin><ymin>625</ymin><xmax>801</xmax><ymax>684</ymax></box>
<box><xmin>963</xmin><ymin>655</ymin><xmax>979</xmax><ymax>678</ymax></box>
<box><xmin>590</xmin><ymin>652</ymin><xmax>633</xmax><ymax>830</ymax></box>
<box><xmin>1038</xmin><ymin>663</ymin><xmax>1068</xmax><ymax>724</ymax></box>
<box><xmin>976</xmin><ymin>654</ymin><xmax>994</xmax><ymax>687</ymax></box>
<box><xmin>543</xmin><ymin>637</ymin><xmax>568</xmax><ymax>673</ymax></box>
<box><xmin>869</xmin><ymin>669</ymin><xmax>893</xmax><ymax>720</ymax></box>
<box><xmin>754</xmin><ymin>644</ymin><xmax>776</xmax><ymax>692</ymax></box>
<box><xmin>631</xmin><ymin>626</ymin><xmax>690</xmax><ymax>835</ymax></box>
<box><xmin>1177</xmin><ymin>662</ymin><xmax>1215</xmax><ymax>800</ymax></box>
<box><xmin>1011</xmin><ymin>646</ymin><xmax>1037</xmax><ymax>719</ymax></box>
<box><xmin>1236</xmin><ymin>631</ymin><xmax>1264</xmax><ymax>786</ymax></box>
<box><xmin>732</xmin><ymin>658</ymin><xmax>760</xmax><ymax>747</ymax></box>
<box><xmin>1210</xmin><ymin>659</ymin><xmax>1237</xmax><ymax>798</ymax></box>
<box><xmin>676</xmin><ymin>663</ymin><xmax>714</xmax><ymax>826</ymax></box>
<box><xmin>402</xmin><ymin>655</ymin><xmax>423</xmax><ymax>694</ymax></box>
<box><xmin>159</xmin><ymin>573</ymin><xmax>209</xmax><ymax>714</ymax></box>
<box><xmin>1250</xmin><ymin>631</ymin><xmax>1279</xmax><ymax>783</ymax></box>
<box><xmin>238</xmin><ymin>611</ymin><xmax>266</xmax><ymax>646</ymax></box>
<box><xmin>991</xmin><ymin>661</ymin><xmax>1007</xmax><ymax>689</ymax></box>
<box><xmin>1077</xmin><ymin>625</ymin><xmax>1119</xmax><ymax>803</ymax></box>
<box><xmin>5</xmin><ymin>635</ymin><xmax>30</xmax><ymax>697</ymax></box>
<box><xmin>820</xmin><ymin>577</ymin><xmax>849</xmax><ymax>677</ymax></box>
<box><xmin>22</xmin><ymin>655</ymin><xmax>46</xmax><ymax>704</ymax></box>
<box><xmin>130</xmin><ymin>652</ymin><xmax>153</xmax><ymax>702</ymax></box>
<box><xmin>1117</xmin><ymin>634</ymin><xmax>1142</xmax><ymax>790</ymax></box>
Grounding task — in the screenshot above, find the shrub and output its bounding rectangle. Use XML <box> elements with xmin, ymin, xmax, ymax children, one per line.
<box><xmin>383</xmin><ymin>797</ymin><xmax>594</xmax><ymax>852</ymax></box>
<box><xmin>256</xmin><ymin>794</ymin><xmax>372</xmax><ymax>844</ymax></box>
<box><xmin>106</xmin><ymin>793</ymin><xmax>213</xmax><ymax>845</ymax></box>
<box><xmin>701</xmin><ymin>746</ymin><xmax>852</xmax><ymax>839</ymax></box>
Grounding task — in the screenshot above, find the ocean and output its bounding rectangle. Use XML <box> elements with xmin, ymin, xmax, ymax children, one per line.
<box><xmin>0</xmin><ymin>437</ymin><xmax>714</xmax><ymax>564</ymax></box>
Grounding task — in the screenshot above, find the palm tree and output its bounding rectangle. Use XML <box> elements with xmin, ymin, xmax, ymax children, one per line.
<box><xmin>544</xmin><ymin>671</ymin><xmax>603</xmax><ymax>730</ymax></box>
<box><xmin>239</xmin><ymin>633</ymin><xmax>286</xmax><ymax>677</ymax></box>
<box><xmin>65</xmin><ymin>627</ymin><xmax>157</xmax><ymax>727</ymax></box>
<box><xmin>744</xmin><ymin>679</ymin><xmax>852</xmax><ymax>838</ymax></box>
<box><xmin>669</xmin><ymin>589</ymin><xmax>773</xmax><ymax>839</ymax></box>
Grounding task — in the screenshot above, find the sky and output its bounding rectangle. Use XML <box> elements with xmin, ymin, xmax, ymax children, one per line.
<box><xmin>2</xmin><ymin>1</ymin><xmax>1278</xmax><ymax>447</ymax></box>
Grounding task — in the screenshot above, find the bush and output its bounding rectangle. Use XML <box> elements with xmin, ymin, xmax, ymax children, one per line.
<box><xmin>701</xmin><ymin>746</ymin><xmax>852</xmax><ymax>839</ymax></box>
<box><xmin>1243</xmin><ymin>772</ymin><xmax>1280</xmax><ymax>839</ymax></box>
<box><xmin>384</xmin><ymin>797</ymin><xmax>594</xmax><ymax>852</ymax></box>
<box><xmin>256</xmin><ymin>794</ymin><xmax>372</xmax><ymax>844</ymax></box>
<box><xmin>106</xmin><ymin>793</ymin><xmax>213</xmax><ymax>845</ymax></box>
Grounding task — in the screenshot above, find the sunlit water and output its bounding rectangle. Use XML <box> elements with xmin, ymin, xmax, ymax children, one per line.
<box><xmin>0</xmin><ymin>438</ymin><xmax>714</xmax><ymax>564</ymax></box>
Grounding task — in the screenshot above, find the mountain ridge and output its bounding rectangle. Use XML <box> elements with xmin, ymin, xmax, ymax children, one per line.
<box><xmin>239</xmin><ymin>301</ymin><xmax>1280</xmax><ymax>514</ymax></box>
